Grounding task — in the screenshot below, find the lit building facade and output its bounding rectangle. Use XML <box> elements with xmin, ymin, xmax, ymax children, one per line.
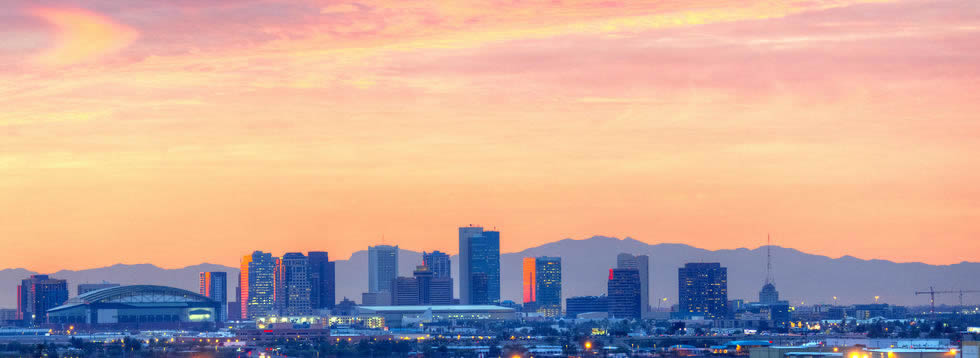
<box><xmin>242</xmin><ymin>251</ymin><xmax>277</xmax><ymax>319</ymax></box>
<box><xmin>534</xmin><ymin>257</ymin><xmax>562</xmax><ymax>317</ymax></box>
<box><xmin>276</xmin><ymin>253</ymin><xmax>312</xmax><ymax>316</ymax></box>
<box><xmin>678</xmin><ymin>262</ymin><xmax>728</xmax><ymax>319</ymax></box>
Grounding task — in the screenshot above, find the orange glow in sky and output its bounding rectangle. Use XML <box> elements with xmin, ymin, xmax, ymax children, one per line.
<box><xmin>1</xmin><ymin>0</ymin><xmax>979</xmax><ymax>271</ymax></box>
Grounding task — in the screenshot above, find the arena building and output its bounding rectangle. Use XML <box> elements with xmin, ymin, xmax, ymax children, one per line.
<box><xmin>47</xmin><ymin>285</ymin><xmax>221</xmax><ymax>329</ymax></box>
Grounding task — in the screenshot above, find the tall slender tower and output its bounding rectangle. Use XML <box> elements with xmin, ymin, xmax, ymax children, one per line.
<box><xmin>759</xmin><ymin>234</ymin><xmax>780</xmax><ymax>305</ymax></box>
<box><xmin>458</xmin><ymin>226</ymin><xmax>484</xmax><ymax>304</ymax></box>
<box><xmin>766</xmin><ymin>234</ymin><xmax>774</xmax><ymax>286</ymax></box>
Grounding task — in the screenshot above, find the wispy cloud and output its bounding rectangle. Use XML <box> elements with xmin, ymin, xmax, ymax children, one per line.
<box><xmin>28</xmin><ymin>7</ymin><xmax>139</xmax><ymax>66</ymax></box>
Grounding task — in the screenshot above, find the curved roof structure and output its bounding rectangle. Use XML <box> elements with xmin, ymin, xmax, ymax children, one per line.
<box><xmin>50</xmin><ymin>285</ymin><xmax>214</xmax><ymax>312</ymax></box>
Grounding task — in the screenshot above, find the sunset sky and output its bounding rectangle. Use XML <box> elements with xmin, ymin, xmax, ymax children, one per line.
<box><xmin>2</xmin><ymin>0</ymin><xmax>979</xmax><ymax>272</ymax></box>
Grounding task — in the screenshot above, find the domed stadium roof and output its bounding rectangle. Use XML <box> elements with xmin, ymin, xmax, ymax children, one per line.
<box><xmin>51</xmin><ymin>285</ymin><xmax>214</xmax><ymax>312</ymax></box>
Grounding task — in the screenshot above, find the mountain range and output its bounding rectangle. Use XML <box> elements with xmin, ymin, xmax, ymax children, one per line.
<box><xmin>2</xmin><ymin>236</ymin><xmax>977</xmax><ymax>309</ymax></box>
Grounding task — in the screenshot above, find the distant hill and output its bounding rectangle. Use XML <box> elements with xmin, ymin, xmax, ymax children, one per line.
<box><xmin>3</xmin><ymin>236</ymin><xmax>977</xmax><ymax>308</ymax></box>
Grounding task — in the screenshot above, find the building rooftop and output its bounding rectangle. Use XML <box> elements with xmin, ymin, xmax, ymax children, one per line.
<box><xmin>358</xmin><ymin>305</ymin><xmax>515</xmax><ymax>312</ymax></box>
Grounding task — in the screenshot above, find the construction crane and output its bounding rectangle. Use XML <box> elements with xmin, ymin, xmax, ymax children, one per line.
<box><xmin>914</xmin><ymin>287</ymin><xmax>980</xmax><ymax>313</ymax></box>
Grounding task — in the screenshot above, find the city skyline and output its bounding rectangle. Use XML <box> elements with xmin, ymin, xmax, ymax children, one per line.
<box><xmin>2</xmin><ymin>234</ymin><xmax>979</xmax><ymax>273</ymax></box>
<box><xmin>3</xmin><ymin>0</ymin><xmax>980</xmax><ymax>271</ymax></box>
<box><xmin>1</xmin><ymin>0</ymin><xmax>978</xmax><ymax>354</ymax></box>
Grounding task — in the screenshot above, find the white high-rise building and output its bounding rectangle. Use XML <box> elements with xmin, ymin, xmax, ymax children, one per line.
<box><xmin>368</xmin><ymin>245</ymin><xmax>399</xmax><ymax>293</ymax></box>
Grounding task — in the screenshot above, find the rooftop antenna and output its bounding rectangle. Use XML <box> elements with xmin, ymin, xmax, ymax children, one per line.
<box><xmin>765</xmin><ymin>234</ymin><xmax>774</xmax><ymax>285</ymax></box>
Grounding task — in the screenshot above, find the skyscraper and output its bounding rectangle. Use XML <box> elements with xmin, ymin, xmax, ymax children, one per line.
<box><xmin>413</xmin><ymin>265</ymin><xmax>433</xmax><ymax>305</ymax></box>
<box><xmin>457</xmin><ymin>226</ymin><xmax>484</xmax><ymax>305</ymax></box>
<box><xmin>368</xmin><ymin>245</ymin><xmax>399</xmax><ymax>293</ymax></box>
<box><xmin>308</xmin><ymin>251</ymin><xmax>336</xmax><ymax>309</ymax></box>
<box><xmin>678</xmin><ymin>262</ymin><xmax>728</xmax><ymax>319</ymax></box>
<box><xmin>276</xmin><ymin>253</ymin><xmax>312</xmax><ymax>316</ymax></box>
<box><xmin>617</xmin><ymin>253</ymin><xmax>651</xmax><ymax>315</ymax></box>
<box><xmin>241</xmin><ymin>251</ymin><xmax>276</xmax><ymax>319</ymax></box>
<box><xmin>17</xmin><ymin>275</ymin><xmax>68</xmax><ymax>324</ymax></box>
<box><xmin>458</xmin><ymin>226</ymin><xmax>500</xmax><ymax>304</ymax></box>
<box><xmin>522</xmin><ymin>257</ymin><xmax>536</xmax><ymax>304</ymax></box>
<box><xmin>534</xmin><ymin>257</ymin><xmax>562</xmax><ymax>317</ymax></box>
<box><xmin>422</xmin><ymin>251</ymin><xmax>451</xmax><ymax>279</ymax></box>
<box><xmin>607</xmin><ymin>268</ymin><xmax>641</xmax><ymax>319</ymax></box>
<box><xmin>199</xmin><ymin>272</ymin><xmax>228</xmax><ymax>322</ymax></box>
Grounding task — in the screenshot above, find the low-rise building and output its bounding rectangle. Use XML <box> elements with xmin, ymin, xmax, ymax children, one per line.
<box><xmin>356</xmin><ymin>305</ymin><xmax>516</xmax><ymax>327</ymax></box>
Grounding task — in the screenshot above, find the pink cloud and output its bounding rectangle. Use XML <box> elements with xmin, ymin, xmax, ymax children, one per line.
<box><xmin>28</xmin><ymin>7</ymin><xmax>139</xmax><ymax>66</ymax></box>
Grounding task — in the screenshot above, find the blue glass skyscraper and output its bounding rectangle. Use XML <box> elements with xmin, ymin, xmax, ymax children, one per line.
<box><xmin>459</xmin><ymin>227</ymin><xmax>500</xmax><ymax>304</ymax></box>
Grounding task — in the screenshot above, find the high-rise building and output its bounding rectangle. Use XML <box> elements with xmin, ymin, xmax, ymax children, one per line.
<box><xmin>457</xmin><ymin>226</ymin><xmax>483</xmax><ymax>305</ymax></box>
<box><xmin>368</xmin><ymin>245</ymin><xmax>399</xmax><ymax>293</ymax></box>
<box><xmin>199</xmin><ymin>272</ymin><xmax>228</xmax><ymax>322</ymax></box>
<box><xmin>276</xmin><ymin>253</ymin><xmax>312</xmax><ymax>316</ymax></box>
<box><xmin>522</xmin><ymin>257</ymin><xmax>536</xmax><ymax>304</ymax></box>
<box><xmin>534</xmin><ymin>257</ymin><xmax>562</xmax><ymax>317</ymax></box>
<box><xmin>308</xmin><ymin>252</ymin><xmax>336</xmax><ymax>310</ymax></box>
<box><xmin>458</xmin><ymin>226</ymin><xmax>500</xmax><ymax>304</ymax></box>
<box><xmin>617</xmin><ymin>253</ymin><xmax>651</xmax><ymax>315</ymax></box>
<box><xmin>17</xmin><ymin>275</ymin><xmax>68</xmax><ymax>324</ymax></box>
<box><xmin>391</xmin><ymin>277</ymin><xmax>420</xmax><ymax>306</ymax></box>
<box><xmin>607</xmin><ymin>269</ymin><xmax>641</xmax><ymax>319</ymax></box>
<box><xmin>77</xmin><ymin>282</ymin><xmax>119</xmax><ymax>296</ymax></box>
<box><xmin>241</xmin><ymin>251</ymin><xmax>277</xmax><ymax>319</ymax></box>
<box><xmin>678</xmin><ymin>262</ymin><xmax>728</xmax><ymax>319</ymax></box>
<box><xmin>422</xmin><ymin>251</ymin><xmax>451</xmax><ymax>279</ymax></box>
<box><xmin>413</xmin><ymin>266</ymin><xmax>433</xmax><ymax>305</ymax></box>
<box><xmin>566</xmin><ymin>296</ymin><xmax>608</xmax><ymax>318</ymax></box>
